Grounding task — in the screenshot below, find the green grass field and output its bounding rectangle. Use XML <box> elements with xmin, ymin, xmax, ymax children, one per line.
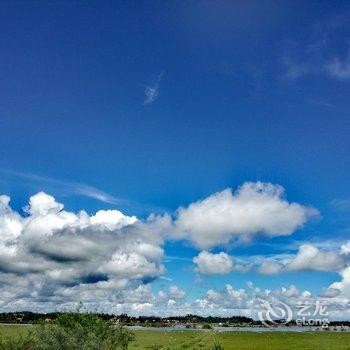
<box><xmin>130</xmin><ymin>330</ymin><xmax>350</xmax><ymax>350</ymax></box>
<box><xmin>1</xmin><ymin>325</ymin><xmax>350</xmax><ymax>349</ymax></box>
<box><xmin>0</xmin><ymin>324</ymin><xmax>32</xmax><ymax>338</ymax></box>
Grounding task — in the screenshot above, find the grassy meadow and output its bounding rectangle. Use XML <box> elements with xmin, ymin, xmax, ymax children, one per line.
<box><xmin>1</xmin><ymin>325</ymin><xmax>350</xmax><ymax>350</ymax></box>
<box><xmin>131</xmin><ymin>330</ymin><xmax>350</xmax><ymax>349</ymax></box>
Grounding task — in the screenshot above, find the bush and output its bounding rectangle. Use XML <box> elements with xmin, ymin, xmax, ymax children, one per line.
<box><xmin>211</xmin><ymin>341</ymin><xmax>224</xmax><ymax>350</ymax></box>
<box><xmin>0</xmin><ymin>333</ymin><xmax>33</xmax><ymax>350</ymax></box>
<box><xmin>114</xmin><ymin>325</ymin><xmax>136</xmax><ymax>350</ymax></box>
<box><xmin>202</xmin><ymin>323</ymin><xmax>212</xmax><ymax>329</ymax></box>
<box><xmin>0</xmin><ymin>312</ymin><xmax>135</xmax><ymax>350</ymax></box>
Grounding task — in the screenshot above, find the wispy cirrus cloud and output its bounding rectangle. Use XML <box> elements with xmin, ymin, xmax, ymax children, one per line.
<box><xmin>326</xmin><ymin>52</ymin><xmax>350</xmax><ymax>80</ymax></box>
<box><xmin>0</xmin><ymin>169</ymin><xmax>123</xmax><ymax>205</ymax></box>
<box><xmin>72</xmin><ymin>183</ymin><xmax>121</xmax><ymax>204</ymax></box>
<box><xmin>281</xmin><ymin>12</ymin><xmax>350</xmax><ymax>82</ymax></box>
<box><xmin>143</xmin><ymin>72</ymin><xmax>163</xmax><ymax>105</ymax></box>
<box><xmin>282</xmin><ymin>56</ymin><xmax>314</xmax><ymax>80</ymax></box>
<box><xmin>331</xmin><ymin>198</ymin><xmax>350</xmax><ymax>212</ymax></box>
<box><xmin>283</xmin><ymin>52</ymin><xmax>350</xmax><ymax>82</ymax></box>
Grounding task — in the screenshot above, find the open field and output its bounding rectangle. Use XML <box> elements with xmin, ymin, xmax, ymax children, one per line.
<box><xmin>130</xmin><ymin>330</ymin><xmax>350</xmax><ymax>350</ymax></box>
<box><xmin>1</xmin><ymin>325</ymin><xmax>350</xmax><ymax>350</ymax></box>
<box><xmin>0</xmin><ymin>324</ymin><xmax>32</xmax><ymax>338</ymax></box>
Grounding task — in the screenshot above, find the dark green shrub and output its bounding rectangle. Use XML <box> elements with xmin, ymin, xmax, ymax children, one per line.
<box><xmin>202</xmin><ymin>323</ymin><xmax>212</xmax><ymax>329</ymax></box>
<box><xmin>0</xmin><ymin>312</ymin><xmax>135</xmax><ymax>350</ymax></box>
<box><xmin>114</xmin><ymin>325</ymin><xmax>136</xmax><ymax>350</ymax></box>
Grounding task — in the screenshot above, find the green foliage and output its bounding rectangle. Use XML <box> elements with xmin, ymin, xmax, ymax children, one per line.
<box><xmin>0</xmin><ymin>312</ymin><xmax>135</xmax><ymax>350</ymax></box>
<box><xmin>202</xmin><ymin>323</ymin><xmax>212</xmax><ymax>329</ymax></box>
<box><xmin>2</xmin><ymin>324</ymin><xmax>350</xmax><ymax>350</ymax></box>
<box><xmin>0</xmin><ymin>312</ymin><xmax>255</xmax><ymax>326</ymax></box>
<box><xmin>211</xmin><ymin>341</ymin><xmax>224</xmax><ymax>350</ymax></box>
<box><xmin>114</xmin><ymin>325</ymin><xmax>135</xmax><ymax>350</ymax></box>
<box><xmin>0</xmin><ymin>333</ymin><xmax>33</xmax><ymax>350</ymax></box>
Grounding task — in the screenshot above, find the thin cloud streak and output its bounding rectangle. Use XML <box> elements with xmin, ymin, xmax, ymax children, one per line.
<box><xmin>281</xmin><ymin>12</ymin><xmax>350</xmax><ymax>82</ymax></box>
<box><xmin>0</xmin><ymin>169</ymin><xmax>123</xmax><ymax>205</ymax></box>
<box><xmin>143</xmin><ymin>72</ymin><xmax>163</xmax><ymax>105</ymax></box>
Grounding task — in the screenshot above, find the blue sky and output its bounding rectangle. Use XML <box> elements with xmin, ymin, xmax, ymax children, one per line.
<box><xmin>1</xmin><ymin>1</ymin><xmax>350</xmax><ymax>317</ymax></box>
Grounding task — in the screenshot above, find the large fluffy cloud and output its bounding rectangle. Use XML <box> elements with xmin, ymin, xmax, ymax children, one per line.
<box><xmin>0</xmin><ymin>192</ymin><xmax>166</xmax><ymax>311</ymax></box>
<box><xmin>330</xmin><ymin>267</ymin><xmax>350</xmax><ymax>298</ymax></box>
<box><xmin>176</xmin><ymin>182</ymin><xmax>318</xmax><ymax>249</ymax></box>
<box><xmin>257</xmin><ymin>244</ymin><xmax>348</xmax><ymax>275</ymax></box>
<box><xmin>0</xmin><ymin>183</ymin><xmax>323</xmax><ymax>313</ymax></box>
<box><xmin>286</xmin><ymin>244</ymin><xmax>345</xmax><ymax>272</ymax></box>
<box><xmin>327</xmin><ymin>245</ymin><xmax>350</xmax><ymax>300</ymax></box>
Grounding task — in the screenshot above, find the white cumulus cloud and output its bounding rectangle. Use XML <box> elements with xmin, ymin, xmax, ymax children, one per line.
<box><xmin>193</xmin><ymin>251</ymin><xmax>233</xmax><ymax>275</ymax></box>
<box><xmin>0</xmin><ymin>183</ymin><xmax>325</xmax><ymax>313</ymax></box>
<box><xmin>258</xmin><ymin>260</ymin><xmax>284</xmax><ymax>275</ymax></box>
<box><xmin>286</xmin><ymin>244</ymin><xmax>345</xmax><ymax>272</ymax></box>
<box><xmin>0</xmin><ymin>192</ymin><xmax>166</xmax><ymax>311</ymax></box>
<box><xmin>257</xmin><ymin>243</ymin><xmax>348</xmax><ymax>275</ymax></box>
<box><xmin>176</xmin><ymin>182</ymin><xmax>318</xmax><ymax>249</ymax></box>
